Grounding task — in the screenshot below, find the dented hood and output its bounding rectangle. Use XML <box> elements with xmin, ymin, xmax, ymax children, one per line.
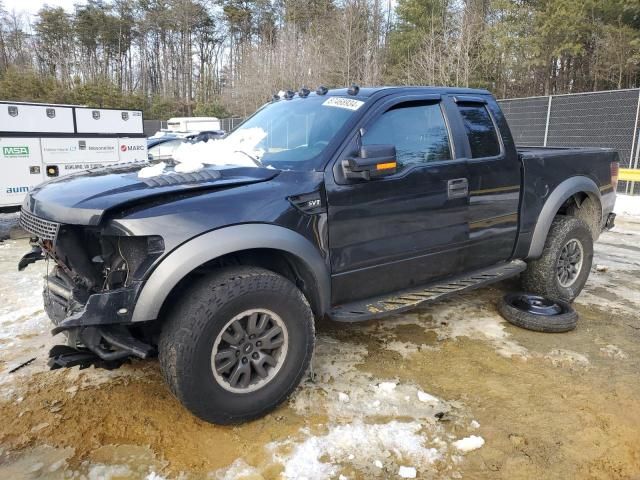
<box><xmin>22</xmin><ymin>163</ymin><xmax>280</xmax><ymax>226</ymax></box>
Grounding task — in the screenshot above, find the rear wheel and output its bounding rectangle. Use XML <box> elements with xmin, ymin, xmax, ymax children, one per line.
<box><xmin>158</xmin><ymin>266</ymin><xmax>315</xmax><ymax>424</ymax></box>
<box><xmin>521</xmin><ymin>216</ymin><xmax>593</xmax><ymax>303</ymax></box>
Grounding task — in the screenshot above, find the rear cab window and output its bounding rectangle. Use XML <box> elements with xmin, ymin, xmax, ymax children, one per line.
<box><xmin>457</xmin><ymin>103</ymin><xmax>501</xmax><ymax>158</ymax></box>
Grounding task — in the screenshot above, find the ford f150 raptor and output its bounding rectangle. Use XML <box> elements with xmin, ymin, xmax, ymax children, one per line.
<box><xmin>18</xmin><ymin>86</ymin><xmax>618</xmax><ymax>424</ymax></box>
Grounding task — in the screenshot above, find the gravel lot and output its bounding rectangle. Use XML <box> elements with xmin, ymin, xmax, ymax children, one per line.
<box><xmin>0</xmin><ymin>213</ymin><xmax>639</xmax><ymax>479</ymax></box>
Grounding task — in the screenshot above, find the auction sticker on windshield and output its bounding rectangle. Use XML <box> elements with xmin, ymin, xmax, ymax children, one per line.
<box><xmin>322</xmin><ymin>97</ymin><xmax>365</xmax><ymax>110</ymax></box>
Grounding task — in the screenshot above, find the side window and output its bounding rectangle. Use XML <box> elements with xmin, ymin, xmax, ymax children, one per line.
<box><xmin>457</xmin><ymin>104</ymin><xmax>501</xmax><ymax>158</ymax></box>
<box><xmin>362</xmin><ymin>102</ymin><xmax>451</xmax><ymax>168</ymax></box>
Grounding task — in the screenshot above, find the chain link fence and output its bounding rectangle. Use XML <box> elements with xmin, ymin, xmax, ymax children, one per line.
<box><xmin>499</xmin><ymin>89</ymin><xmax>640</xmax><ymax>195</ymax></box>
<box><xmin>220</xmin><ymin>117</ymin><xmax>245</xmax><ymax>132</ymax></box>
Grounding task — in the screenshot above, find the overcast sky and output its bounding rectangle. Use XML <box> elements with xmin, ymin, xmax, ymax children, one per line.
<box><xmin>2</xmin><ymin>0</ymin><xmax>76</xmax><ymax>17</ymax></box>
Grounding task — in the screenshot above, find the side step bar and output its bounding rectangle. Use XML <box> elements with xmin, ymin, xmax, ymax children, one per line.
<box><xmin>329</xmin><ymin>260</ymin><xmax>526</xmax><ymax>322</ymax></box>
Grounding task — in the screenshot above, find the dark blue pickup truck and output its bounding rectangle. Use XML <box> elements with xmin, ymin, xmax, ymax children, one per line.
<box><xmin>18</xmin><ymin>86</ymin><xmax>618</xmax><ymax>424</ymax></box>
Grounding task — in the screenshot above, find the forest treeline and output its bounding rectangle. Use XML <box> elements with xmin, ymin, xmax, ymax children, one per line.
<box><xmin>1</xmin><ymin>0</ymin><xmax>639</xmax><ymax>118</ymax></box>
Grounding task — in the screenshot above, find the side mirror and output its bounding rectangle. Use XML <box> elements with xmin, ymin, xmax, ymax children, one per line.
<box><xmin>342</xmin><ymin>144</ymin><xmax>397</xmax><ymax>180</ymax></box>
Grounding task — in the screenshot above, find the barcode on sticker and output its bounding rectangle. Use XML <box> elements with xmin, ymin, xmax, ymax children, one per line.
<box><xmin>322</xmin><ymin>97</ymin><xmax>364</xmax><ymax>111</ymax></box>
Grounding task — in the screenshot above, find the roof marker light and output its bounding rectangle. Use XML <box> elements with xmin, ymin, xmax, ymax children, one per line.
<box><xmin>316</xmin><ymin>85</ymin><xmax>328</xmax><ymax>95</ymax></box>
<box><xmin>347</xmin><ymin>84</ymin><xmax>360</xmax><ymax>95</ymax></box>
<box><xmin>299</xmin><ymin>86</ymin><xmax>310</xmax><ymax>97</ymax></box>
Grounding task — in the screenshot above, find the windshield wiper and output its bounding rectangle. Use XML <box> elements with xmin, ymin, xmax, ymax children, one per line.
<box><xmin>234</xmin><ymin>150</ymin><xmax>263</xmax><ymax>167</ymax></box>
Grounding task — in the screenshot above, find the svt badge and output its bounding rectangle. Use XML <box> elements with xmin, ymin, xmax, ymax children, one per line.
<box><xmin>46</xmin><ymin>108</ymin><xmax>56</xmax><ymax>119</ymax></box>
<box><xmin>121</xmin><ymin>112</ymin><xmax>129</xmax><ymax>121</ymax></box>
<box><xmin>8</xmin><ymin>106</ymin><xmax>18</xmax><ymax>117</ymax></box>
<box><xmin>92</xmin><ymin>110</ymin><xmax>101</xmax><ymax>120</ymax></box>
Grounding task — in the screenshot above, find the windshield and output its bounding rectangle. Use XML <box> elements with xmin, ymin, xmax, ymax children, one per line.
<box><xmin>226</xmin><ymin>95</ymin><xmax>364</xmax><ymax>170</ymax></box>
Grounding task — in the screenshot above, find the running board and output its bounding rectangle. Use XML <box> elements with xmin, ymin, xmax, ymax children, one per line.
<box><xmin>329</xmin><ymin>260</ymin><xmax>526</xmax><ymax>322</ymax></box>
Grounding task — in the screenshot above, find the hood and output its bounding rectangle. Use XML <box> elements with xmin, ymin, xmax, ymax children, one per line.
<box><xmin>23</xmin><ymin>162</ymin><xmax>280</xmax><ymax>226</ymax></box>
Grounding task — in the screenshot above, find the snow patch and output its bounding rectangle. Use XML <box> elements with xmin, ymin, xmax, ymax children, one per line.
<box><xmin>614</xmin><ymin>195</ymin><xmax>640</xmax><ymax>218</ymax></box>
<box><xmin>398</xmin><ymin>465</ymin><xmax>417</xmax><ymax>478</ymax></box>
<box><xmin>171</xmin><ymin>127</ymin><xmax>266</xmax><ymax>173</ymax></box>
<box><xmin>545</xmin><ymin>349</ymin><xmax>590</xmax><ymax>368</ymax></box>
<box><xmin>269</xmin><ymin>421</ymin><xmax>441</xmax><ymax>480</ymax></box>
<box><xmin>138</xmin><ymin>161</ymin><xmax>166</xmax><ymax>178</ymax></box>
<box><xmin>338</xmin><ymin>392</ymin><xmax>350</xmax><ymax>402</ymax></box>
<box><xmin>452</xmin><ymin>435</ymin><xmax>485</xmax><ymax>452</ymax></box>
<box><xmin>214</xmin><ymin>458</ymin><xmax>262</xmax><ymax>480</ymax></box>
<box><xmin>599</xmin><ymin>344</ymin><xmax>628</xmax><ymax>359</ymax></box>
<box><xmin>291</xmin><ymin>335</ymin><xmax>449</xmax><ymax>421</ymax></box>
<box><xmin>417</xmin><ymin>391</ymin><xmax>439</xmax><ymax>404</ymax></box>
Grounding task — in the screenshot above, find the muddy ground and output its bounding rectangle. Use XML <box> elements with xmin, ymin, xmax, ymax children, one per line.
<box><xmin>0</xmin><ymin>216</ymin><xmax>639</xmax><ymax>480</ymax></box>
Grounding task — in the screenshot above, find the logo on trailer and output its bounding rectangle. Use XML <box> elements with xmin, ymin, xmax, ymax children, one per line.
<box><xmin>120</xmin><ymin>144</ymin><xmax>145</xmax><ymax>152</ymax></box>
<box><xmin>6</xmin><ymin>186</ymin><xmax>29</xmax><ymax>194</ymax></box>
<box><xmin>8</xmin><ymin>106</ymin><xmax>18</xmax><ymax>117</ymax></box>
<box><xmin>46</xmin><ymin>108</ymin><xmax>56</xmax><ymax>119</ymax></box>
<box><xmin>121</xmin><ymin>112</ymin><xmax>129</xmax><ymax>121</ymax></box>
<box><xmin>92</xmin><ymin>110</ymin><xmax>100</xmax><ymax>120</ymax></box>
<box><xmin>2</xmin><ymin>146</ymin><xmax>29</xmax><ymax>157</ymax></box>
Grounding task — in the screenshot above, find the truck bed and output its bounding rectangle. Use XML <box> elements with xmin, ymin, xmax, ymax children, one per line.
<box><xmin>513</xmin><ymin>144</ymin><xmax>618</xmax><ymax>259</ymax></box>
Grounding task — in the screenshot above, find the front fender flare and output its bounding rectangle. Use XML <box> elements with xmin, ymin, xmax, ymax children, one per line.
<box><xmin>527</xmin><ymin>176</ymin><xmax>601</xmax><ymax>259</ymax></box>
<box><xmin>131</xmin><ymin>224</ymin><xmax>330</xmax><ymax>322</ymax></box>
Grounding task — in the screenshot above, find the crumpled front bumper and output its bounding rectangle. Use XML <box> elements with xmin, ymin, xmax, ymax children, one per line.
<box><xmin>50</xmin><ymin>281</ymin><xmax>142</xmax><ymax>335</ymax></box>
<box><xmin>46</xmin><ymin>280</ymin><xmax>155</xmax><ymax>366</ymax></box>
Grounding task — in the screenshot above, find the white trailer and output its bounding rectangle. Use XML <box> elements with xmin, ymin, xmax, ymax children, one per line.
<box><xmin>166</xmin><ymin>117</ymin><xmax>221</xmax><ymax>132</ymax></box>
<box><xmin>1</xmin><ymin>101</ymin><xmax>146</xmax><ymax>209</ymax></box>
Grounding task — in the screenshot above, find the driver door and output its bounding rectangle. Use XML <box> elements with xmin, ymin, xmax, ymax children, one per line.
<box><xmin>325</xmin><ymin>95</ymin><xmax>470</xmax><ymax>304</ymax></box>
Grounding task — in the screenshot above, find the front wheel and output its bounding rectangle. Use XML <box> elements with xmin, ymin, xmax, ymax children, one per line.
<box><xmin>521</xmin><ymin>216</ymin><xmax>594</xmax><ymax>303</ymax></box>
<box><xmin>158</xmin><ymin>266</ymin><xmax>315</xmax><ymax>424</ymax></box>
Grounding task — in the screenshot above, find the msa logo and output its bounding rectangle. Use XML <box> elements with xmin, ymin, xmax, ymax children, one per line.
<box><xmin>3</xmin><ymin>146</ymin><xmax>29</xmax><ymax>157</ymax></box>
<box><xmin>6</xmin><ymin>186</ymin><xmax>29</xmax><ymax>194</ymax></box>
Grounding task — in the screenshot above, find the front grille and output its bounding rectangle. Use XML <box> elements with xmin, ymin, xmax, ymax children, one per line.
<box><xmin>19</xmin><ymin>209</ymin><xmax>60</xmax><ymax>240</ymax></box>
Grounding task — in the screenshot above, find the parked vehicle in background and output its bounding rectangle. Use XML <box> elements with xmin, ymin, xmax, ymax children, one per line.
<box><xmin>0</xmin><ymin>101</ymin><xmax>146</xmax><ymax>209</ymax></box>
<box><xmin>147</xmin><ymin>136</ymin><xmax>186</xmax><ymax>161</ymax></box>
<box><xmin>146</xmin><ymin>130</ymin><xmax>226</xmax><ymax>161</ymax></box>
<box><xmin>188</xmin><ymin>130</ymin><xmax>226</xmax><ymax>142</ymax></box>
<box><xmin>18</xmin><ymin>86</ymin><xmax>618</xmax><ymax>425</ymax></box>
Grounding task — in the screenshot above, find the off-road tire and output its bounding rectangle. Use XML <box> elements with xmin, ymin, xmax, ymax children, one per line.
<box><xmin>498</xmin><ymin>293</ymin><xmax>578</xmax><ymax>333</ymax></box>
<box><xmin>521</xmin><ymin>216</ymin><xmax>593</xmax><ymax>303</ymax></box>
<box><xmin>158</xmin><ymin>266</ymin><xmax>315</xmax><ymax>424</ymax></box>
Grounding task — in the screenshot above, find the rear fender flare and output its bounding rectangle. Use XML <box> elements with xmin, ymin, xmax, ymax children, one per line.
<box><xmin>131</xmin><ymin>224</ymin><xmax>330</xmax><ymax>322</ymax></box>
<box><xmin>527</xmin><ymin>176</ymin><xmax>601</xmax><ymax>259</ymax></box>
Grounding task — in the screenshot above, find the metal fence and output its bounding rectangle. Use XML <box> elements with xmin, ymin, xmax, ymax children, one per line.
<box><xmin>220</xmin><ymin>117</ymin><xmax>245</xmax><ymax>132</ymax></box>
<box><xmin>499</xmin><ymin>89</ymin><xmax>640</xmax><ymax>194</ymax></box>
<box><xmin>143</xmin><ymin>119</ymin><xmax>166</xmax><ymax>137</ymax></box>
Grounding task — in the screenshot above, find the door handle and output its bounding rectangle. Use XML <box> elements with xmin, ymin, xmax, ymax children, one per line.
<box><xmin>447</xmin><ymin>178</ymin><xmax>468</xmax><ymax>199</ymax></box>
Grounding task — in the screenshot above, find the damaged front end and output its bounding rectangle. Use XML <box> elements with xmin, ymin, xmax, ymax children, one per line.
<box><xmin>18</xmin><ymin>209</ymin><xmax>163</xmax><ymax>369</ymax></box>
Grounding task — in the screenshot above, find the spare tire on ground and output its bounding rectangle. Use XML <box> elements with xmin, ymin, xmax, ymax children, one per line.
<box><xmin>498</xmin><ymin>292</ymin><xmax>578</xmax><ymax>333</ymax></box>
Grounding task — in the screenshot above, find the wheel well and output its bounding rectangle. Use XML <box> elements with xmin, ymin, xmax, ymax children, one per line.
<box><xmin>556</xmin><ymin>192</ymin><xmax>602</xmax><ymax>240</ymax></box>
<box><xmin>156</xmin><ymin>248</ymin><xmax>324</xmax><ymax>324</ymax></box>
